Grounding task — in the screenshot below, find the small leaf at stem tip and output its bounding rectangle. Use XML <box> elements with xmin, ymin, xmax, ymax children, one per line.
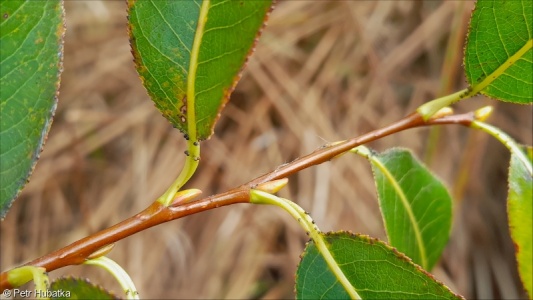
<box><xmin>254</xmin><ymin>178</ymin><xmax>289</xmax><ymax>194</ymax></box>
<box><xmin>473</xmin><ymin>106</ymin><xmax>493</xmax><ymax>122</ymax></box>
<box><xmin>429</xmin><ymin>107</ymin><xmax>454</xmax><ymax>120</ymax></box>
<box><xmin>170</xmin><ymin>189</ymin><xmax>202</xmax><ymax>207</ymax></box>
<box><xmin>87</xmin><ymin>244</ymin><xmax>115</xmax><ymax>260</ymax></box>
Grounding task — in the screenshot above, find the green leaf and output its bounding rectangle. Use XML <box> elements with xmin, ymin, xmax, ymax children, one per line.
<box><xmin>464</xmin><ymin>0</ymin><xmax>532</xmax><ymax>103</ymax></box>
<box><xmin>0</xmin><ymin>1</ymin><xmax>64</xmax><ymax>219</ymax></box>
<box><xmin>50</xmin><ymin>277</ymin><xmax>117</xmax><ymax>300</ymax></box>
<box><xmin>295</xmin><ymin>232</ymin><xmax>462</xmax><ymax>300</ymax></box>
<box><xmin>507</xmin><ymin>146</ymin><xmax>532</xmax><ymax>297</ymax></box>
<box><xmin>369</xmin><ymin>148</ymin><xmax>452</xmax><ymax>271</ymax></box>
<box><xmin>128</xmin><ymin>0</ymin><xmax>272</xmax><ymax>140</ymax></box>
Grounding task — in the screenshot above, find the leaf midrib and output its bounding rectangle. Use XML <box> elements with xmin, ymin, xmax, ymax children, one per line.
<box><xmin>471</xmin><ymin>39</ymin><xmax>533</xmax><ymax>95</ymax></box>
<box><xmin>372</xmin><ymin>156</ymin><xmax>428</xmax><ymax>270</ymax></box>
<box><xmin>186</xmin><ymin>0</ymin><xmax>210</xmax><ymax>141</ymax></box>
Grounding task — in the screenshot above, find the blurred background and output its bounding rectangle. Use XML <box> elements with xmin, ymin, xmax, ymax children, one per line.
<box><xmin>1</xmin><ymin>1</ymin><xmax>531</xmax><ymax>299</ymax></box>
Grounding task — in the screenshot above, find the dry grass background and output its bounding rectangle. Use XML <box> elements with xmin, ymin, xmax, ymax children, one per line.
<box><xmin>1</xmin><ymin>1</ymin><xmax>532</xmax><ymax>299</ymax></box>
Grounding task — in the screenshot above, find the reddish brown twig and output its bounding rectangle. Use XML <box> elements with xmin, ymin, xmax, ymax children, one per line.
<box><xmin>0</xmin><ymin>111</ymin><xmax>474</xmax><ymax>291</ymax></box>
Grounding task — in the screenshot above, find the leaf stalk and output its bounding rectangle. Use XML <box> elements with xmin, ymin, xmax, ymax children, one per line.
<box><xmin>250</xmin><ymin>190</ymin><xmax>361</xmax><ymax>300</ymax></box>
<box><xmin>471</xmin><ymin>120</ymin><xmax>532</xmax><ymax>176</ymax></box>
<box><xmin>84</xmin><ymin>257</ymin><xmax>139</xmax><ymax>300</ymax></box>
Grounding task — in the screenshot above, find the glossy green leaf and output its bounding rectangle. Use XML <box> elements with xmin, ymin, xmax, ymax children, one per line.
<box><xmin>128</xmin><ymin>0</ymin><xmax>272</xmax><ymax>140</ymax></box>
<box><xmin>464</xmin><ymin>0</ymin><xmax>532</xmax><ymax>103</ymax></box>
<box><xmin>50</xmin><ymin>277</ymin><xmax>117</xmax><ymax>300</ymax></box>
<box><xmin>0</xmin><ymin>1</ymin><xmax>64</xmax><ymax>219</ymax></box>
<box><xmin>296</xmin><ymin>232</ymin><xmax>462</xmax><ymax>300</ymax></box>
<box><xmin>369</xmin><ymin>148</ymin><xmax>452</xmax><ymax>271</ymax></box>
<box><xmin>507</xmin><ymin>146</ymin><xmax>532</xmax><ymax>298</ymax></box>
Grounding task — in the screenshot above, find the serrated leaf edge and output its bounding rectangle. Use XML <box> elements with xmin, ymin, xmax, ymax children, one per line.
<box><xmin>0</xmin><ymin>0</ymin><xmax>66</xmax><ymax>220</ymax></box>
<box><xmin>296</xmin><ymin>231</ymin><xmax>464</xmax><ymax>300</ymax></box>
<box><xmin>50</xmin><ymin>276</ymin><xmax>118</xmax><ymax>299</ymax></box>
<box><xmin>507</xmin><ymin>147</ymin><xmax>533</xmax><ymax>298</ymax></box>
<box><xmin>368</xmin><ymin>150</ymin><xmax>428</xmax><ymax>270</ymax></box>
<box><xmin>463</xmin><ymin>0</ymin><xmax>533</xmax><ymax>103</ymax></box>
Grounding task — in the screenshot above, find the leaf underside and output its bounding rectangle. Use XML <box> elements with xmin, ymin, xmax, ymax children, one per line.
<box><xmin>507</xmin><ymin>146</ymin><xmax>533</xmax><ymax>298</ymax></box>
<box><xmin>370</xmin><ymin>148</ymin><xmax>452</xmax><ymax>271</ymax></box>
<box><xmin>128</xmin><ymin>0</ymin><xmax>273</xmax><ymax>140</ymax></box>
<box><xmin>0</xmin><ymin>1</ymin><xmax>64</xmax><ymax>219</ymax></box>
<box><xmin>464</xmin><ymin>0</ymin><xmax>532</xmax><ymax>103</ymax></box>
<box><xmin>296</xmin><ymin>232</ymin><xmax>461</xmax><ymax>300</ymax></box>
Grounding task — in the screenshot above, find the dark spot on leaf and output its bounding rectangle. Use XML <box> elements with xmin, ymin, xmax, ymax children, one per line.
<box><xmin>184</xmin><ymin>150</ymin><xmax>189</xmax><ymax>156</ymax></box>
<box><xmin>513</xmin><ymin>241</ymin><xmax>520</xmax><ymax>252</ymax></box>
<box><xmin>3</xmin><ymin>13</ymin><xmax>8</xmax><ymax>19</ymax></box>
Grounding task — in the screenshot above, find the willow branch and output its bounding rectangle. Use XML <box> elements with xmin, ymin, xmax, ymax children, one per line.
<box><xmin>0</xmin><ymin>111</ymin><xmax>475</xmax><ymax>291</ymax></box>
